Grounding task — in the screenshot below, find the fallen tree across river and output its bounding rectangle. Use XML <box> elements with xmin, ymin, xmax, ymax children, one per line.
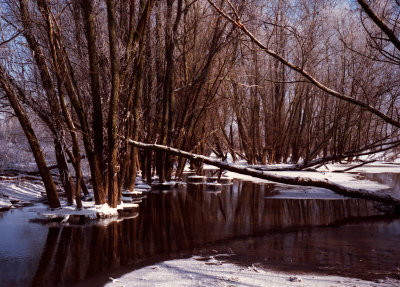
<box><xmin>127</xmin><ymin>140</ymin><xmax>400</xmax><ymax>209</ymax></box>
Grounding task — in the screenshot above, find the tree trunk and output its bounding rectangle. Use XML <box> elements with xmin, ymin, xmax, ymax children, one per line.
<box><xmin>81</xmin><ymin>0</ymin><xmax>107</xmax><ymax>205</ymax></box>
<box><xmin>0</xmin><ymin>66</ymin><xmax>60</xmax><ymax>208</ymax></box>
<box><xmin>106</xmin><ymin>0</ymin><xmax>121</xmax><ymax>208</ymax></box>
<box><xmin>54</xmin><ymin>139</ymin><xmax>75</xmax><ymax>206</ymax></box>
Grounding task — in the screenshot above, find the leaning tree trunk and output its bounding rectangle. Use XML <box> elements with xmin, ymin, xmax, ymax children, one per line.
<box><xmin>0</xmin><ymin>66</ymin><xmax>60</xmax><ymax>208</ymax></box>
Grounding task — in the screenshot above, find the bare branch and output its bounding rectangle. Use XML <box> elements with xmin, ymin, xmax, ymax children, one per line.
<box><xmin>207</xmin><ymin>0</ymin><xmax>400</xmax><ymax>129</ymax></box>
<box><xmin>0</xmin><ymin>30</ymin><xmax>25</xmax><ymax>47</ymax></box>
<box><xmin>357</xmin><ymin>0</ymin><xmax>400</xmax><ymax>52</ymax></box>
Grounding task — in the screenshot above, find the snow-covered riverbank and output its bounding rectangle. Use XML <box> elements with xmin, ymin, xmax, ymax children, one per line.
<box><xmin>103</xmin><ymin>256</ymin><xmax>399</xmax><ymax>287</ymax></box>
<box><xmin>0</xmin><ymin>176</ymin><xmax>149</xmax><ymax>220</ymax></box>
<box><xmin>0</xmin><ymin>179</ymin><xmax>44</xmax><ymax>210</ymax></box>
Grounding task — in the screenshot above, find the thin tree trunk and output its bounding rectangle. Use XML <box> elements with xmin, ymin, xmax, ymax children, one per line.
<box><xmin>106</xmin><ymin>0</ymin><xmax>121</xmax><ymax>208</ymax></box>
<box><xmin>54</xmin><ymin>139</ymin><xmax>74</xmax><ymax>206</ymax></box>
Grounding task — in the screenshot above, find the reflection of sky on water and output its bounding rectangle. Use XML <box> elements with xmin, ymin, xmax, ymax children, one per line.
<box><xmin>0</xmin><ymin>206</ymin><xmax>47</xmax><ymax>286</ymax></box>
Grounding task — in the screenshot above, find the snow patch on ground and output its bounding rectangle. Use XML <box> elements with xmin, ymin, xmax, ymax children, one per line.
<box><xmin>0</xmin><ymin>180</ymin><xmax>44</xmax><ymax>209</ymax></box>
<box><xmin>104</xmin><ymin>256</ymin><xmax>398</xmax><ymax>287</ymax></box>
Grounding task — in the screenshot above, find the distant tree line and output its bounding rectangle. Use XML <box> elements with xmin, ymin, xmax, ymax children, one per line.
<box><xmin>0</xmin><ymin>0</ymin><xmax>399</xmax><ymax>208</ymax></box>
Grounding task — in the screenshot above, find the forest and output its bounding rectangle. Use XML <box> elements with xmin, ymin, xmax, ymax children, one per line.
<box><xmin>0</xmin><ymin>0</ymin><xmax>400</xmax><ymax>210</ymax></box>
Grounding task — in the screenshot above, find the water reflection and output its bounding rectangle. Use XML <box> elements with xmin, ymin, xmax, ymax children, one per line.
<box><xmin>212</xmin><ymin>218</ymin><xmax>400</xmax><ymax>278</ymax></box>
<box><xmin>0</xmin><ymin>207</ymin><xmax>48</xmax><ymax>287</ymax></box>
<box><xmin>1</xmin><ymin>180</ymin><xmax>399</xmax><ymax>286</ymax></box>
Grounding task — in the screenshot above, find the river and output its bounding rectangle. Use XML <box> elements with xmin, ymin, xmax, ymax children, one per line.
<box><xmin>0</xmin><ymin>175</ymin><xmax>399</xmax><ymax>286</ymax></box>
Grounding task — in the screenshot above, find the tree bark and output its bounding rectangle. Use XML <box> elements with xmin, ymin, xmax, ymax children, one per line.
<box><xmin>80</xmin><ymin>0</ymin><xmax>107</xmax><ymax>205</ymax></box>
<box><xmin>106</xmin><ymin>0</ymin><xmax>121</xmax><ymax>208</ymax></box>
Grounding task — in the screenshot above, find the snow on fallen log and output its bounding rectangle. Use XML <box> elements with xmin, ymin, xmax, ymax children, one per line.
<box><xmin>127</xmin><ymin>140</ymin><xmax>400</xmax><ymax>208</ymax></box>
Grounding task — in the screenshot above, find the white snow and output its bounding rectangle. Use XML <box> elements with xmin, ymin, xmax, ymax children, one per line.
<box><xmin>29</xmin><ymin>201</ymin><xmax>138</xmax><ymax>221</ymax></box>
<box><xmin>0</xmin><ymin>198</ymin><xmax>12</xmax><ymax>209</ymax></box>
<box><xmin>133</xmin><ymin>188</ymin><xmax>152</xmax><ymax>193</ymax></box>
<box><xmin>0</xmin><ymin>176</ymin><xmax>140</xmax><ymax>219</ymax></box>
<box><xmin>0</xmin><ymin>180</ymin><xmax>44</xmax><ymax>201</ymax></box>
<box><xmin>270</xmin><ymin>170</ymin><xmax>390</xmax><ymax>192</ymax></box>
<box><xmin>320</xmin><ymin>162</ymin><xmax>400</xmax><ymax>174</ymax></box>
<box><xmin>135</xmin><ymin>183</ymin><xmax>151</xmax><ymax>190</ymax></box>
<box><xmin>225</xmin><ymin>171</ymin><xmax>272</xmax><ymax>183</ymax></box>
<box><xmin>225</xmin><ymin>167</ymin><xmax>392</xmax><ymax>194</ymax></box>
<box><xmin>122</xmin><ymin>190</ymin><xmax>143</xmax><ymax>196</ymax></box>
<box><xmin>104</xmin><ymin>256</ymin><xmax>399</xmax><ymax>287</ymax></box>
<box><xmin>0</xmin><ymin>180</ymin><xmax>44</xmax><ymax>209</ymax></box>
<box><xmin>224</xmin><ymin>162</ymin><xmax>400</xmax><ymax>202</ymax></box>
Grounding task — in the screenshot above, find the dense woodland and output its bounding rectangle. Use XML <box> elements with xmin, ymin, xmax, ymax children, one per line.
<box><xmin>0</xmin><ymin>0</ymin><xmax>399</xmax><ymax>209</ymax></box>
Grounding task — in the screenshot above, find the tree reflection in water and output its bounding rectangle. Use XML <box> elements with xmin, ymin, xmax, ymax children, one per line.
<box><xmin>31</xmin><ymin>180</ymin><xmax>399</xmax><ymax>286</ymax></box>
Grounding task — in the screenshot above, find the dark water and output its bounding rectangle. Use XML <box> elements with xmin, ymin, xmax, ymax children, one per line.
<box><xmin>0</xmin><ymin>178</ymin><xmax>400</xmax><ymax>286</ymax></box>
